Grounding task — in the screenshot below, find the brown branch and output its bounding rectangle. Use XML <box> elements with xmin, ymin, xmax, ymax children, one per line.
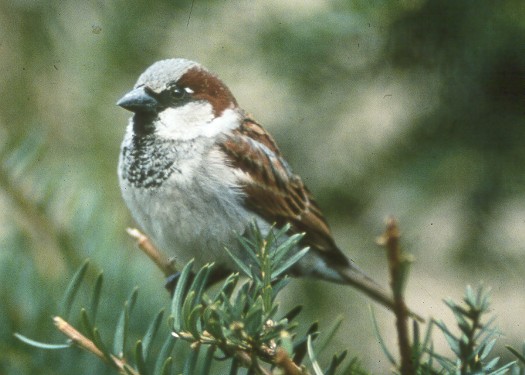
<box><xmin>53</xmin><ymin>316</ymin><xmax>139</xmax><ymax>375</ymax></box>
<box><xmin>234</xmin><ymin>350</ymin><xmax>272</xmax><ymax>375</ymax></box>
<box><xmin>379</xmin><ymin>217</ymin><xmax>414</xmax><ymax>375</ymax></box>
<box><xmin>126</xmin><ymin>227</ymin><xmax>176</xmax><ymax>277</ymax></box>
<box><xmin>274</xmin><ymin>348</ymin><xmax>307</xmax><ymax>375</ymax></box>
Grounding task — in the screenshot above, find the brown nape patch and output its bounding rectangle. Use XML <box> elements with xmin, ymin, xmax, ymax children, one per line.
<box><xmin>177</xmin><ymin>67</ymin><xmax>238</xmax><ymax>116</ymax></box>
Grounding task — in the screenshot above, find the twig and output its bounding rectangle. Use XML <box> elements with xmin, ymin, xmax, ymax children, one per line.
<box><xmin>380</xmin><ymin>217</ymin><xmax>414</xmax><ymax>375</ymax></box>
<box><xmin>234</xmin><ymin>350</ymin><xmax>272</xmax><ymax>375</ymax></box>
<box><xmin>126</xmin><ymin>228</ymin><xmax>176</xmax><ymax>277</ymax></box>
<box><xmin>53</xmin><ymin>316</ymin><xmax>139</xmax><ymax>375</ymax></box>
<box><xmin>275</xmin><ymin>347</ymin><xmax>306</xmax><ymax>375</ymax></box>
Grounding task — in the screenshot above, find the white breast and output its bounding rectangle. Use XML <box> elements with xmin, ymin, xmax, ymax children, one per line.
<box><xmin>119</xmin><ymin>132</ymin><xmax>267</xmax><ymax>270</ymax></box>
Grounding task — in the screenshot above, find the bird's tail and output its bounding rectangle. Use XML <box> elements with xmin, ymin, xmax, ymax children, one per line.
<box><xmin>337</xmin><ymin>263</ymin><xmax>424</xmax><ymax>322</ymax></box>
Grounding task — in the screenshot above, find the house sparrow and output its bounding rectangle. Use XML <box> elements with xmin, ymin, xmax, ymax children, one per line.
<box><xmin>117</xmin><ymin>58</ymin><xmax>398</xmax><ymax>312</ymax></box>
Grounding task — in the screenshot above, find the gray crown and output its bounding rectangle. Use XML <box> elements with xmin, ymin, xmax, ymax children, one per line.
<box><xmin>135</xmin><ymin>58</ymin><xmax>200</xmax><ymax>91</ymax></box>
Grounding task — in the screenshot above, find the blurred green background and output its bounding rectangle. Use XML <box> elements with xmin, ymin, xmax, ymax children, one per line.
<box><xmin>1</xmin><ymin>0</ymin><xmax>524</xmax><ymax>373</ymax></box>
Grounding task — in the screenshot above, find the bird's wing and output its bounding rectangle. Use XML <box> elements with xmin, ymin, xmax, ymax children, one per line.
<box><xmin>218</xmin><ymin>116</ymin><xmax>349</xmax><ymax>267</ymax></box>
<box><xmin>217</xmin><ymin>117</ymin><xmax>424</xmax><ymax>322</ymax></box>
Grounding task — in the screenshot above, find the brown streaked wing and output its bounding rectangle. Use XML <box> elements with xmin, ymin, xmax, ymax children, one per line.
<box><xmin>219</xmin><ymin>117</ymin><xmax>349</xmax><ymax>266</ymax></box>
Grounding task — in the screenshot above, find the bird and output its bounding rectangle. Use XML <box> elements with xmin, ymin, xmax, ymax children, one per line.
<box><xmin>117</xmin><ymin>58</ymin><xmax>405</xmax><ymax>314</ymax></box>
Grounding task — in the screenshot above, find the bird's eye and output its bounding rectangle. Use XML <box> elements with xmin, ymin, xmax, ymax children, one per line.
<box><xmin>166</xmin><ymin>82</ymin><xmax>190</xmax><ymax>101</ymax></box>
<box><xmin>160</xmin><ymin>82</ymin><xmax>193</xmax><ymax>107</ymax></box>
<box><xmin>170</xmin><ymin>86</ymin><xmax>186</xmax><ymax>99</ymax></box>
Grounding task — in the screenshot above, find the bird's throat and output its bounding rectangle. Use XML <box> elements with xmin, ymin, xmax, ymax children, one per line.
<box><xmin>132</xmin><ymin>112</ymin><xmax>158</xmax><ymax>136</ymax></box>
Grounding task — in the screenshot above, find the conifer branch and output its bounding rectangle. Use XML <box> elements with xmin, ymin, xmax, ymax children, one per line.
<box><xmin>53</xmin><ymin>316</ymin><xmax>139</xmax><ymax>375</ymax></box>
<box><xmin>379</xmin><ymin>217</ymin><xmax>414</xmax><ymax>375</ymax></box>
<box><xmin>126</xmin><ymin>227</ymin><xmax>176</xmax><ymax>277</ymax></box>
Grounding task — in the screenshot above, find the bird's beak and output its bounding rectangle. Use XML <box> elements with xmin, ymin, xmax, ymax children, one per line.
<box><xmin>117</xmin><ymin>86</ymin><xmax>159</xmax><ymax>113</ymax></box>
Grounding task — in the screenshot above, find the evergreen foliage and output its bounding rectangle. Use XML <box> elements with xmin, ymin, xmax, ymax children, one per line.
<box><xmin>15</xmin><ymin>224</ymin><xmax>525</xmax><ymax>374</ymax></box>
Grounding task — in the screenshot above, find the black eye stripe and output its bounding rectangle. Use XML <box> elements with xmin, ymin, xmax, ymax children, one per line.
<box><xmin>165</xmin><ymin>82</ymin><xmax>191</xmax><ymax>98</ymax></box>
<box><xmin>153</xmin><ymin>82</ymin><xmax>192</xmax><ymax>108</ymax></box>
<box><xmin>143</xmin><ymin>86</ymin><xmax>156</xmax><ymax>96</ymax></box>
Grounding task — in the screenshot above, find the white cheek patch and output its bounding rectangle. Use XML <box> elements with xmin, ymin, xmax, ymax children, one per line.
<box><xmin>203</xmin><ymin>108</ymin><xmax>241</xmax><ymax>136</ymax></box>
<box><xmin>156</xmin><ymin>102</ymin><xmax>215</xmax><ymax>140</ymax></box>
<box><xmin>156</xmin><ymin>105</ymin><xmax>241</xmax><ymax>141</ymax></box>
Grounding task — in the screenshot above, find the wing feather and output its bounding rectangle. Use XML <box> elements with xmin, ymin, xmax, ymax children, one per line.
<box><xmin>218</xmin><ymin>117</ymin><xmax>349</xmax><ymax>266</ymax></box>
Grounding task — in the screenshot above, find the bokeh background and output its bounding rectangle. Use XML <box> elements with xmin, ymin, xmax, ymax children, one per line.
<box><xmin>1</xmin><ymin>0</ymin><xmax>524</xmax><ymax>373</ymax></box>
